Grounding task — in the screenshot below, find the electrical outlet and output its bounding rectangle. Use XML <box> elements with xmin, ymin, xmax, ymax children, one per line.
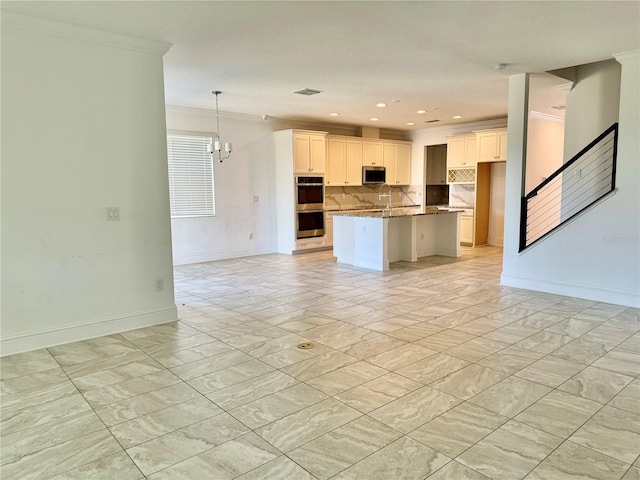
<box><xmin>155</xmin><ymin>279</ymin><xmax>164</xmax><ymax>292</ymax></box>
<box><xmin>253</xmin><ymin>196</ymin><xmax>259</xmax><ymax>203</ymax></box>
<box><xmin>248</xmin><ymin>233</ymin><xmax>253</xmax><ymax>240</ymax></box>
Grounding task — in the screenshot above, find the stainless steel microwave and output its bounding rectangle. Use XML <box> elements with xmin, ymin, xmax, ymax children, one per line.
<box><xmin>362</xmin><ymin>166</ymin><xmax>386</xmax><ymax>184</ymax></box>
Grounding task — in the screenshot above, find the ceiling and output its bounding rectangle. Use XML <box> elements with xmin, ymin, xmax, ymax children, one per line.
<box><xmin>3</xmin><ymin>1</ymin><xmax>639</xmax><ymax>131</ymax></box>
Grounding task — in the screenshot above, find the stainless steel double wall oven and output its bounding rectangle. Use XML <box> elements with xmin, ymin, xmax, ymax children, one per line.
<box><xmin>295</xmin><ymin>175</ymin><xmax>324</xmax><ymax>238</ymax></box>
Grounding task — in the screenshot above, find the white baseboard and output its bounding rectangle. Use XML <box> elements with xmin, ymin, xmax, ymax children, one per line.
<box><xmin>488</xmin><ymin>236</ymin><xmax>504</xmax><ymax>247</ymax></box>
<box><xmin>1</xmin><ymin>305</ymin><xmax>178</xmax><ymax>356</ymax></box>
<box><xmin>434</xmin><ymin>246</ymin><xmax>461</xmax><ymax>257</ymax></box>
<box><xmin>172</xmin><ymin>244</ymin><xmax>277</xmax><ymax>266</ymax></box>
<box><xmin>500</xmin><ymin>273</ymin><xmax>639</xmax><ymax>308</ymax></box>
<box><xmin>416</xmin><ymin>247</ymin><xmax>437</xmax><ymax>259</ymax></box>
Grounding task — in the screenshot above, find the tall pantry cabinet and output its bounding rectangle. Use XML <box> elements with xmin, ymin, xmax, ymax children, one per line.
<box><xmin>275</xmin><ymin>129</ymin><xmax>328</xmax><ymax>254</ymax></box>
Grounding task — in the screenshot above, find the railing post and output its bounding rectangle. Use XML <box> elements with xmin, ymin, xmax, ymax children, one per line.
<box><xmin>519</xmin><ymin>196</ymin><xmax>528</xmax><ymax>252</ymax></box>
<box><xmin>611</xmin><ymin>123</ymin><xmax>618</xmax><ymax>191</ymax></box>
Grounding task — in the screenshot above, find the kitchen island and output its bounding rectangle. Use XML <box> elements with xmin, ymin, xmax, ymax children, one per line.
<box><xmin>332</xmin><ymin>207</ymin><xmax>462</xmax><ymax>271</ymax></box>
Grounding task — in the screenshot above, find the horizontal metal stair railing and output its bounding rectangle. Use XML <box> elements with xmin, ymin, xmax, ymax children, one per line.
<box><xmin>519</xmin><ymin>123</ymin><xmax>618</xmax><ymax>252</ymax></box>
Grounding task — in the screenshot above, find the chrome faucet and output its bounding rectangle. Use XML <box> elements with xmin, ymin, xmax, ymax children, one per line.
<box><xmin>378</xmin><ymin>183</ymin><xmax>393</xmax><ymax>215</ymax></box>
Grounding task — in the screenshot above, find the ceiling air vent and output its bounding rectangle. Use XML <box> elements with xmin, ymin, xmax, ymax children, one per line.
<box><xmin>425</xmin><ymin>119</ymin><xmax>440</xmax><ymax>123</ymax></box>
<box><xmin>550</xmin><ymin>105</ymin><xmax>566</xmax><ymax>111</ymax></box>
<box><xmin>293</xmin><ymin>88</ymin><xmax>322</xmax><ymax>96</ymax></box>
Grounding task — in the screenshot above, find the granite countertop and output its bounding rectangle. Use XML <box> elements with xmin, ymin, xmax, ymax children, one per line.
<box><xmin>324</xmin><ymin>204</ymin><xmax>419</xmax><ymax>212</ymax></box>
<box><xmin>331</xmin><ymin>206</ymin><xmax>464</xmax><ymax>218</ymax></box>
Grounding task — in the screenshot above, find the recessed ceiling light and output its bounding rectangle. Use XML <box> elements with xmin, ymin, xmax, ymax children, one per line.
<box><xmin>453</xmin><ymin>115</ymin><xmax>462</xmax><ymax>119</ymax></box>
<box><xmin>330</xmin><ymin>112</ymin><xmax>340</xmax><ymax>116</ymax></box>
<box><xmin>417</xmin><ymin>109</ymin><xmax>427</xmax><ymax>114</ymax></box>
<box><xmin>371</xmin><ymin>118</ymin><xmax>379</xmax><ymax>122</ymax></box>
<box><xmin>376</xmin><ymin>103</ymin><xmax>387</xmax><ymax>108</ymax></box>
<box><xmin>407</xmin><ymin>122</ymin><xmax>415</xmax><ymax>126</ymax></box>
<box><xmin>292</xmin><ymin>88</ymin><xmax>322</xmax><ymax>96</ymax></box>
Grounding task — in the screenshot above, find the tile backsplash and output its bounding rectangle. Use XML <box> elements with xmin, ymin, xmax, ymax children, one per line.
<box><xmin>325</xmin><ymin>185</ymin><xmax>421</xmax><ymax>210</ymax></box>
<box><xmin>449</xmin><ymin>183</ymin><xmax>475</xmax><ymax>208</ymax></box>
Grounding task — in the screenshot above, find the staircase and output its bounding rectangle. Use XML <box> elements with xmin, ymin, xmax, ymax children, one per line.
<box><xmin>520</xmin><ymin>123</ymin><xmax>619</xmax><ymax>252</ymax></box>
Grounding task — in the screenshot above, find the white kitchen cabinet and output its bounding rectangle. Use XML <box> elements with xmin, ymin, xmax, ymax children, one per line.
<box><xmin>383</xmin><ymin>142</ymin><xmax>412</xmax><ymax>185</ymax></box>
<box><xmin>346</xmin><ymin>139</ymin><xmax>364</xmax><ymax>185</ymax></box>
<box><xmin>324</xmin><ymin>211</ymin><xmax>333</xmax><ymax>247</ymax></box>
<box><xmin>294</xmin><ymin>132</ymin><xmax>326</xmax><ymax>173</ymax></box>
<box><xmin>326</xmin><ymin>137</ymin><xmax>362</xmax><ymax>186</ymax></box>
<box><xmin>460</xmin><ymin>214</ymin><xmax>473</xmax><ymax>245</ymax></box>
<box><xmin>476</xmin><ymin>128</ymin><xmax>507</xmax><ymax>162</ymax></box>
<box><xmin>362</xmin><ymin>140</ymin><xmax>383</xmax><ymax>166</ymax></box>
<box><xmin>446</xmin><ymin>134</ymin><xmax>477</xmax><ymax>168</ymax></box>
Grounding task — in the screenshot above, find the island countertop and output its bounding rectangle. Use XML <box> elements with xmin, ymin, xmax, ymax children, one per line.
<box><xmin>330</xmin><ymin>206</ymin><xmax>464</xmax><ymax>218</ymax></box>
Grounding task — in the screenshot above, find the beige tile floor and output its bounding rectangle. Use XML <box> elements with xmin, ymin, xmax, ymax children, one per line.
<box><xmin>1</xmin><ymin>247</ymin><xmax>639</xmax><ymax>479</ymax></box>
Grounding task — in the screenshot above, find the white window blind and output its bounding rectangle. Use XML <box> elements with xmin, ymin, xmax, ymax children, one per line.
<box><xmin>167</xmin><ymin>133</ymin><xmax>215</xmax><ymax>218</ymax></box>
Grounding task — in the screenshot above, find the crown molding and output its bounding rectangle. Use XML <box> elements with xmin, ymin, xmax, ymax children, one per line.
<box><xmin>1</xmin><ymin>10</ymin><xmax>172</xmax><ymax>56</ymax></box>
<box><xmin>529</xmin><ymin>111</ymin><xmax>565</xmax><ymax>123</ymax></box>
<box><xmin>165</xmin><ymin>105</ymin><xmax>264</xmax><ymax>121</ymax></box>
<box><xmin>165</xmin><ymin>105</ymin><xmax>409</xmax><ymax>138</ymax></box>
<box><xmin>166</xmin><ymin>105</ymin><xmax>507</xmax><ymax>140</ymax></box>
<box><xmin>614</xmin><ymin>50</ymin><xmax>640</xmax><ymax>64</ymax></box>
<box><xmin>412</xmin><ymin>117</ymin><xmax>508</xmax><ymax>137</ymax></box>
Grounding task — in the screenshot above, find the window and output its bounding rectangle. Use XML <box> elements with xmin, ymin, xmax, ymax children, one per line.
<box><xmin>166</xmin><ymin>133</ymin><xmax>215</xmax><ymax>218</ymax></box>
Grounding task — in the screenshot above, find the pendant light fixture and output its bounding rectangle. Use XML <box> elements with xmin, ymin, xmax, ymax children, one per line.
<box><xmin>207</xmin><ymin>90</ymin><xmax>232</xmax><ymax>163</ymax></box>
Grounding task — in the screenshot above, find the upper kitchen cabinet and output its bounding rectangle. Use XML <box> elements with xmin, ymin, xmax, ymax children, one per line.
<box><xmin>383</xmin><ymin>142</ymin><xmax>412</xmax><ymax>185</ymax></box>
<box><xmin>326</xmin><ymin>137</ymin><xmax>363</xmax><ymax>186</ymax></box>
<box><xmin>425</xmin><ymin>144</ymin><xmax>447</xmax><ymax>185</ymax></box>
<box><xmin>446</xmin><ymin>134</ymin><xmax>477</xmax><ymax>168</ymax></box>
<box><xmin>475</xmin><ymin>128</ymin><xmax>508</xmax><ymax>162</ymax></box>
<box><xmin>294</xmin><ymin>131</ymin><xmax>327</xmax><ymax>173</ymax></box>
<box><xmin>362</xmin><ymin>140</ymin><xmax>384</xmax><ymax>166</ymax></box>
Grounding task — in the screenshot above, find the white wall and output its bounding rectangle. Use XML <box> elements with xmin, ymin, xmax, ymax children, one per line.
<box><xmin>1</xmin><ymin>12</ymin><xmax>177</xmax><ymax>354</ymax></box>
<box><xmin>166</xmin><ymin>107</ymin><xmax>280</xmax><ymax>264</ymax></box>
<box><xmin>524</xmin><ymin>114</ymin><xmax>565</xmax><ymax>240</ymax></box>
<box><xmin>501</xmin><ymin>54</ymin><xmax>639</xmax><ymax>308</ymax></box>
<box><xmin>563</xmin><ymin>60</ymin><xmax>621</xmax><ymax>160</ymax></box>
<box><xmin>526</xmin><ymin>114</ymin><xmax>565</xmax><ymax>193</ymax></box>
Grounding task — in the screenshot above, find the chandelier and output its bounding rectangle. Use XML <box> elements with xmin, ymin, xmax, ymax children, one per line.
<box><xmin>207</xmin><ymin>90</ymin><xmax>232</xmax><ymax>162</ymax></box>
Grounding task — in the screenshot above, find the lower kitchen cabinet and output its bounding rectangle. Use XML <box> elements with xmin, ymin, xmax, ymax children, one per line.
<box><xmin>460</xmin><ymin>214</ymin><xmax>473</xmax><ymax>245</ymax></box>
<box><xmin>324</xmin><ymin>211</ymin><xmax>333</xmax><ymax>247</ymax></box>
